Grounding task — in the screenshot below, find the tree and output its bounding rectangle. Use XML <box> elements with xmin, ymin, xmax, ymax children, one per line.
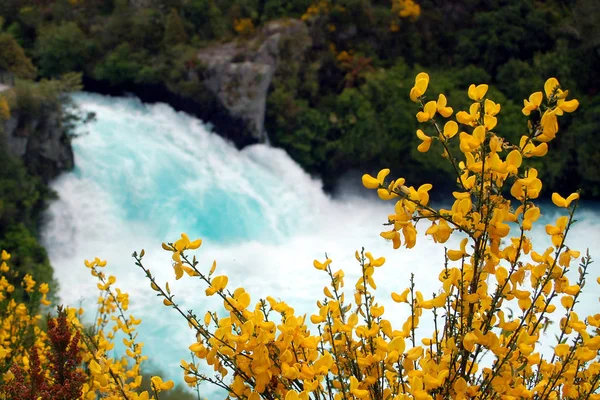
<box><xmin>34</xmin><ymin>22</ymin><xmax>90</xmax><ymax>77</ymax></box>
<box><xmin>0</xmin><ymin>33</ymin><xmax>36</xmax><ymax>79</ymax></box>
<box><xmin>163</xmin><ymin>8</ymin><xmax>188</xmax><ymax>47</ymax></box>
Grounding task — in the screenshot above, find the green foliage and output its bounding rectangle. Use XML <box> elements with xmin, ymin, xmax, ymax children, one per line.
<box><xmin>0</xmin><ymin>146</ymin><xmax>57</xmax><ymax>304</ymax></box>
<box><xmin>0</xmin><ymin>33</ymin><xmax>36</xmax><ymax>79</ymax></box>
<box><xmin>130</xmin><ymin>8</ymin><xmax>164</xmax><ymax>53</ymax></box>
<box><xmin>93</xmin><ymin>43</ymin><xmax>147</xmax><ymax>86</ymax></box>
<box><xmin>183</xmin><ymin>0</ymin><xmax>228</xmax><ymax>39</ymax></box>
<box><xmin>268</xmin><ymin>61</ymin><xmax>456</xmax><ymax>190</ymax></box>
<box><xmin>164</xmin><ymin>8</ymin><xmax>188</xmax><ymax>47</ymax></box>
<box><xmin>7</xmin><ymin>73</ymin><xmax>83</xmax><ymax>122</ymax></box>
<box><xmin>454</xmin><ymin>0</ymin><xmax>556</xmax><ymax>73</ymax></box>
<box><xmin>34</xmin><ymin>22</ymin><xmax>90</xmax><ymax>77</ymax></box>
<box><xmin>572</xmin><ymin>98</ymin><xmax>600</xmax><ymax>197</ymax></box>
<box><xmin>261</xmin><ymin>0</ymin><xmax>312</xmax><ymax>21</ymax></box>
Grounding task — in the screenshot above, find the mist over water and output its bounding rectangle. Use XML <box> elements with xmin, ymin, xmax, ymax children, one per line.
<box><xmin>41</xmin><ymin>93</ymin><xmax>600</xmax><ymax>395</ymax></box>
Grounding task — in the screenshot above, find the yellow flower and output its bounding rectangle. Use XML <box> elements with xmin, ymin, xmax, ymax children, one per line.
<box><xmin>22</xmin><ymin>274</ymin><xmax>36</xmax><ymax>293</ymax></box>
<box><xmin>388</xmin><ymin>336</ymin><xmax>406</xmax><ymax>354</ymax></box>
<box><xmin>561</xmin><ymin>295</ymin><xmax>574</xmax><ymax>309</ymax></box>
<box><xmin>545</xmin><ymin>215</ymin><xmax>569</xmax><ymax>247</ymax></box>
<box><xmin>362</xmin><ymin>168</ymin><xmax>390</xmax><ymax>189</ymax></box>
<box><xmin>510</xmin><ymin>168</ymin><xmax>542</xmax><ymax>200</ymax></box>
<box><xmin>544</xmin><ymin>77</ymin><xmax>560</xmax><ymax>100</ymax></box>
<box><xmin>484</xmin><ymin>98</ymin><xmax>501</xmax><ymax>116</ymax></box>
<box><xmin>468</xmin><ymin>83</ymin><xmax>488</xmax><ymax>101</ymax></box>
<box><xmin>416</xmin><ymin>129</ymin><xmax>432</xmax><ymax>152</ymax></box>
<box><xmin>349</xmin><ymin>376</ymin><xmax>369</xmax><ymax>398</ymax></box>
<box><xmin>447</xmin><ymin>238</ymin><xmax>468</xmax><ymax>261</ymax></box>
<box><xmin>459</xmin><ymin>125</ymin><xmax>485</xmax><ymax>153</ymax></box>
<box><xmin>551</xmin><ymin>192</ymin><xmax>579</xmax><ymax>208</ymax></box>
<box><xmin>557</xmin><ymin>97</ymin><xmax>579</xmax><ymax>113</ymax></box>
<box><xmin>425</xmin><ymin>219</ymin><xmax>452</xmax><ymax>243</ymax></box>
<box><xmin>505</xmin><ymin>149</ymin><xmax>522</xmax><ymax>175</ymax></box>
<box><xmin>380</xmin><ymin>229</ymin><xmax>401</xmax><ymax>249</ymax></box>
<box><xmin>520</xmin><ymin>135</ymin><xmax>548</xmax><ymax>158</ymax></box>
<box><xmin>409</xmin><ymin>72</ymin><xmax>429</xmax><ymax>102</ymax></box>
<box><xmin>391</xmin><ymin>288</ymin><xmax>410</xmax><ymax>303</ymax></box>
<box><xmin>522</xmin><ymin>92</ymin><xmax>543</xmax><ymax>115</ymax></box>
<box><xmin>441</xmin><ymin>120</ymin><xmax>458</xmax><ymax>139</ymax></box>
<box><xmin>436</xmin><ymin>94</ymin><xmax>453</xmax><ymax>117</ymax></box>
<box><xmin>416</xmin><ymin>100</ymin><xmax>437</xmax><ymax>122</ymax></box>
<box><xmin>205</xmin><ymin>275</ymin><xmax>228</xmax><ymax>296</ymax></box>
<box><xmin>151</xmin><ymin>376</ymin><xmax>175</xmax><ymax>391</ymax></box>
<box><xmin>174</xmin><ymin>233</ymin><xmax>202</xmax><ymax>252</ymax></box>
<box><xmin>522</xmin><ymin>205</ymin><xmax>540</xmax><ymax>231</ymax></box>
<box><xmin>538</xmin><ymin>109</ymin><xmax>558</xmax><ymax>142</ymax></box>
<box><xmin>313</xmin><ymin>258</ymin><xmax>332</xmax><ymax>271</ymax></box>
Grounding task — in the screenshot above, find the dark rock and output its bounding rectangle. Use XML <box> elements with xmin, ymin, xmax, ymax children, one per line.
<box><xmin>196</xmin><ymin>18</ymin><xmax>312</xmax><ymax>145</ymax></box>
<box><xmin>1</xmin><ymin>100</ymin><xmax>74</xmax><ymax>184</ymax></box>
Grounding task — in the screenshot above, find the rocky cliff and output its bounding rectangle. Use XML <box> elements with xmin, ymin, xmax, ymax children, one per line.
<box><xmin>196</xmin><ymin>18</ymin><xmax>312</xmax><ymax>145</ymax></box>
<box><xmin>1</xmin><ymin>89</ymin><xmax>74</xmax><ymax>183</ymax></box>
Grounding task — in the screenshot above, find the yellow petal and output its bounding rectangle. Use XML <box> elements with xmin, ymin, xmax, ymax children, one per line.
<box><xmin>530</xmin><ymin>91</ymin><xmax>543</xmax><ymax>106</ymax></box>
<box><xmin>417</xmin><ymin>139</ymin><xmax>431</xmax><ymax>153</ymax></box>
<box><xmin>423</xmin><ymin>100</ymin><xmax>437</xmax><ymax>119</ymax></box>
<box><xmin>89</xmin><ymin>360</ymin><xmax>102</xmax><ymax>375</ymax></box>
<box><xmin>388</xmin><ymin>337</ymin><xmax>406</xmax><ymax>354</ymax></box>
<box><xmin>188</xmin><ymin>239</ymin><xmax>202</xmax><ymax>250</ymax></box>
<box><xmin>554</xmin><ymin>343</ymin><xmax>570</xmax><ymax>357</ymax></box>
<box><xmin>544</xmin><ymin>77</ymin><xmax>560</xmax><ymax>99</ymax></box>
<box><xmin>437</xmin><ymin>93</ymin><xmax>447</xmax><ymax>108</ymax></box>
<box><xmin>558</xmin><ymin>99</ymin><xmax>579</xmax><ymax>112</ymax></box>
<box><xmin>212</xmin><ymin>275</ymin><xmax>229</xmax><ymax>291</ymax></box>
<box><xmin>377</xmin><ymin>168</ymin><xmax>390</xmax><ymax>183</ymax></box>
<box><xmin>414</xmin><ymin>72</ymin><xmax>429</xmax><ymax>86</ymax></box>
<box><xmin>443</xmin><ymin>120</ymin><xmax>458</xmax><ymax>138</ymax></box>
<box><xmin>506</xmin><ymin>150</ymin><xmax>522</xmax><ymax>169</ymax></box>
<box><xmin>552</xmin><ymin>192</ymin><xmax>567</xmax><ymax>208</ymax></box>
<box><xmin>565</xmin><ymin>192</ymin><xmax>579</xmax><ymax>206</ymax></box>
<box><xmin>362</xmin><ymin>174</ymin><xmax>380</xmax><ymax>189</ymax></box>
<box><xmin>468</xmin><ymin>84</ymin><xmax>488</xmax><ymax>101</ymax></box>
<box><xmin>416</xmin><ymin>129</ymin><xmax>429</xmax><ymax>141</ymax></box>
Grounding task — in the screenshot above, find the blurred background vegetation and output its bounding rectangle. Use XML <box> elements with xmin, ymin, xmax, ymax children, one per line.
<box><xmin>1</xmin><ymin>0</ymin><xmax>598</xmax><ymax>195</ymax></box>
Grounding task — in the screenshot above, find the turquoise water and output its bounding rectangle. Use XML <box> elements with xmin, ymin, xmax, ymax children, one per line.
<box><xmin>41</xmin><ymin>93</ymin><xmax>600</xmax><ymax>397</ymax></box>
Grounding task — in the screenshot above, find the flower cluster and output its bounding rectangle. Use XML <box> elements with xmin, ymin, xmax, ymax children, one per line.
<box><xmin>0</xmin><ymin>250</ymin><xmax>50</xmax><ymax>379</ymax></box>
<box><xmin>391</xmin><ymin>0</ymin><xmax>421</xmax><ymax>19</ymax></box>
<box><xmin>301</xmin><ymin>1</ymin><xmax>337</xmax><ymax>21</ymax></box>
<box><xmin>0</xmin><ymin>250</ymin><xmax>174</xmax><ymax>399</ymax></box>
<box><xmin>140</xmin><ymin>73</ymin><xmax>599</xmax><ymax>400</ymax></box>
<box><xmin>233</xmin><ymin>18</ymin><xmax>255</xmax><ymax>37</ymax></box>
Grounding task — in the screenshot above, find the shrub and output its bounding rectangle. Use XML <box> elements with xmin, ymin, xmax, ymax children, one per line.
<box><xmin>0</xmin><ymin>33</ymin><xmax>36</xmax><ymax>80</ymax></box>
<box><xmin>133</xmin><ymin>74</ymin><xmax>600</xmax><ymax>399</ymax></box>
<box><xmin>0</xmin><ymin>250</ymin><xmax>177</xmax><ymax>399</ymax></box>
<box><xmin>34</xmin><ymin>22</ymin><xmax>90</xmax><ymax>77</ymax></box>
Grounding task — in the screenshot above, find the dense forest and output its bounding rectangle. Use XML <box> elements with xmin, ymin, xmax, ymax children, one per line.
<box><xmin>1</xmin><ymin>0</ymin><xmax>599</xmax><ymax>194</ymax></box>
<box><xmin>0</xmin><ymin>0</ymin><xmax>599</xmax><ymax>302</ymax></box>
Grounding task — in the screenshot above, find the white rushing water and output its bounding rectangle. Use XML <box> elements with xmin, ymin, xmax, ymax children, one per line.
<box><xmin>41</xmin><ymin>93</ymin><xmax>600</xmax><ymax>397</ymax></box>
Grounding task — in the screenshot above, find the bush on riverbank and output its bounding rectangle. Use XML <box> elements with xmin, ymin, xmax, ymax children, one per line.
<box><xmin>136</xmin><ymin>74</ymin><xmax>600</xmax><ymax>399</ymax></box>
